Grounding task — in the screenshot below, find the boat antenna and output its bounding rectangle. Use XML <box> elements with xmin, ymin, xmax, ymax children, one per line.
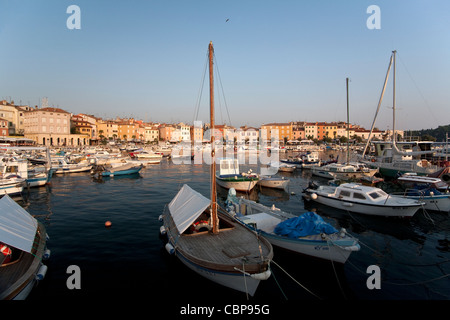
<box><xmin>209</xmin><ymin>41</ymin><xmax>219</xmax><ymax>234</ymax></box>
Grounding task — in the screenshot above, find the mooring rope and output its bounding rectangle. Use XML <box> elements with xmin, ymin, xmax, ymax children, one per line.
<box><xmin>271</xmin><ymin>259</ymin><xmax>322</xmax><ymax>300</ymax></box>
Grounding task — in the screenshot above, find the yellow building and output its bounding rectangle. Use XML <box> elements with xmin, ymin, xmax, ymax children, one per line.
<box><xmin>145</xmin><ymin>126</ymin><xmax>160</xmax><ymax>142</ymax></box>
<box><xmin>260</xmin><ymin>122</ymin><xmax>292</xmax><ymax>142</ymax></box>
<box><xmin>97</xmin><ymin>119</ymin><xmax>119</xmax><ymax>140</ymax></box>
<box><xmin>117</xmin><ymin>119</ymin><xmax>139</xmax><ymax>141</ymax></box>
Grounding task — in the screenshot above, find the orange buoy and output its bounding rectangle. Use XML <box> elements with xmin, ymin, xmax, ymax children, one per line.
<box><xmin>105</xmin><ymin>221</ymin><xmax>112</xmax><ymax>228</ymax></box>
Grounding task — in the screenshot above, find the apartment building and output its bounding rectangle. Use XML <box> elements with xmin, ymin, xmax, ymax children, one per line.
<box><xmin>145</xmin><ymin>125</ymin><xmax>160</xmax><ymax>142</ymax></box>
<box><xmin>159</xmin><ymin>124</ymin><xmax>175</xmax><ymax>142</ymax></box>
<box><xmin>24</xmin><ymin>107</ymin><xmax>89</xmax><ymax>146</ymax></box>
<box><xmin>97</xmin><ymin>119</ymin><xmax>119</xmax><ymax>140</ymax></box>
<box><xmin>117</xmin><ymin>119</ymin><xmax>139</xmax><ymax>141</ymax></box>
<box><xmin>260</xmin><ymin>122</ymin><xmax>292</xmax><ymax>142</ymax></box>
<box><xmin>191</xmin><ymin>121</ymin><xmax>204</xmax><ymax>142</ymax></box>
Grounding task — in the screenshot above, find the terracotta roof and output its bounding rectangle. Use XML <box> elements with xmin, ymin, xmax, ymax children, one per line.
<box><xmin>35</xmin><ymin>107</ymin><xmax>70</xmax><ymax>114</ymax></box>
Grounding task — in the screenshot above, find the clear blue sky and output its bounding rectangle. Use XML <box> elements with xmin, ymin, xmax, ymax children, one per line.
<box><xmin>1</xmin><ymin>0</ymin><xmax>449</xmax><ymax>131</ymax></box>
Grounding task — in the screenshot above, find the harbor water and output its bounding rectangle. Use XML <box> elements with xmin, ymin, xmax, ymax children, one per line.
<box><xmin>20</xmin><ymin>153</ymin><xmax>450</xmax><ymax>305</ymax></box>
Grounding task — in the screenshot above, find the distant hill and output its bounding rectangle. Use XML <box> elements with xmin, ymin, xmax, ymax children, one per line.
<box><xmin>405</xmin><ymin>125</ymin><xmax>450</xmax><ymax>142</ymax></box>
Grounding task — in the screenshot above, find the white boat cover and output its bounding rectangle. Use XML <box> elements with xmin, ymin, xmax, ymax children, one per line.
<box><xmin>168</xmin><ymin>184</ymin><xmax>211</xmax><ymax>234</ymax></box>
<box><xmin>0</xmin><ymin>195</ymin><xmax>38</xmax><ymax>253</ymax></box>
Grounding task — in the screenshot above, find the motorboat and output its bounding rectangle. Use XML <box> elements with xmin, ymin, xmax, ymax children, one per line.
<box><xmin>257</xmin><ymin>176</ymin><xmax>289</xmax><ymax>190</ymax></box>
<box><xmin>215</xmin><ymin>158</ymin><xmax>259</xmax><ymax>192</ymax></box>
<box><xmin>303</xmin><ymin>182</ymin><xmax>424</xmax><ymax>217</ymax></box>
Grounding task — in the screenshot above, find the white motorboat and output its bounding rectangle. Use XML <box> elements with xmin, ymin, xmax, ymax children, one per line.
<box><xmin>1</xmin><ymin>159</ymin><xmax>50</xmax><ymax>188</ymax></box>
<box><xmin>311</xmin><ymin>163</ymin><xmax>377</xmax><ymax>180</ymax></box>
<box><xmin>226</xmin><ymin>189</ymin><xmax>360</xmax><ymax>264</ymax></box>
<box><xmin>258</xmin><ymin>176</ymin><xmax>289</xmax><ymax>190</ymax></box>
<box><xmin>389</xmin><ymin>173</ymin><xmax>450</xmax><ymax>212</ymax></box>
<box><xmin>0</xmin><ymin>176</ymin><xmax>25</xmax><ymax>195</ymax></box>
<box><xmin>51</xmin><ymin>157</ymin><xmax>92</xmax><ymax>174</ymax></box>
<box><xmin>215</xmin><ymin>158</ymin><xmax>259</xmax><ymax>192</ymax></box>
<box><xmin>303</xmin><ymin>182</ymin><xmax>424</xmax><ymax>217</ymax></box>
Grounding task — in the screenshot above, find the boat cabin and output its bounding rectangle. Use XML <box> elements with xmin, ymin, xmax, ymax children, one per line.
<box><xmin>336</xmin><ymin>184</ymin><xmax>388</xmax><ymax>202</ymax></box>
<box><xmin>219</xmin><ymin>158</ymin><xmax>239</xmax><ymax>176</ymax></box>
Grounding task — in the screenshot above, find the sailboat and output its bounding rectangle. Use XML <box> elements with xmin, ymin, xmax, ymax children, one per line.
<box><xmin>361</xmin><ymin>51</ymin><xmax>441</xmax><ymax>177</ymax></box>
<box><xmin>160</xmin><ymin>42</ymin><xmax>273</xmax><ymax>297</ymax></box>
<box><xmin>311</xmin><ymin>78</ymin><xmax>377</xmax><ymax>181</ymax></box>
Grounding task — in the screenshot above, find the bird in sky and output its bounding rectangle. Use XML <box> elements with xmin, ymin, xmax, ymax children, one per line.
<box><xmin>225</xmin><ymin>18</ymin><xmax>229</xmax><ymax>22</ymax></box>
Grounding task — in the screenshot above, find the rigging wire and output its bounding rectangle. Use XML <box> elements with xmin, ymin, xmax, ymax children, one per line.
<box><xmin>193</xmin><ymin>51</ymin><xmax>209</xmax><ymax>124</ymax></box>
<box><xmin>213</xmin><ymin>51</ymin><xmax>233</xmax><ymax>127</ymax></box>
<box><xmin>397</xmin><ymin>53</ymin><xmax>439</xmax><ymax>125</ymax></box>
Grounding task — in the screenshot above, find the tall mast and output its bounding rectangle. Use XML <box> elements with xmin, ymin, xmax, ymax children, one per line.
<box><xmin>392</xmin><ymin>50</ymin><xmax>397</xmax><ymax>146</ymax></box>
<box><xmin>346</xmin><ymin>77</ymin><xmax>350</xmax><ymax>164</ymax></box>
<box><xmin>361</xmin><ymin>52</ymin><xmax>394</xmax><ymax>157</ymax></box>
<box><xmin>209</xmin><ymin>41</ymin><xmax>218</xmax><ymax>234</ymax></box>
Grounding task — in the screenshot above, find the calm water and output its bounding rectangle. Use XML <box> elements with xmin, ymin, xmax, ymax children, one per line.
<box><xmin>19</xmin><ymin>154</ymin><xmax>450</xmax><ymax>306</ymax></box>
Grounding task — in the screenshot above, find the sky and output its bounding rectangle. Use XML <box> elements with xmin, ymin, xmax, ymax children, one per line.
<box><xmin>0</xmin><ymin>0</ymin><xmax>449</xmax><ymax>131</ymax></box>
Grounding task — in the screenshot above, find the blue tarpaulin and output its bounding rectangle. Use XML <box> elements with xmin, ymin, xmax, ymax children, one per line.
<box><xmin>274</xmin><ymin>212</ymin><xmax>338</xmax><ymax>238</ymax></box>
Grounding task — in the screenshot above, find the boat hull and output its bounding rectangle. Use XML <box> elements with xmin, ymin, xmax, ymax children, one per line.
<box><xmin>0</xmin><ymin>222</ymin><xmax>49</xmax><ymax>300</ymax></box>
<box><xmin>392</xmin><ymin>194</ymin><xmax>450</xmax><ymax>213</ymax></box>
<box><xmin>173</xmin><ymin>245</ymin><xmax>263</xmax><ymax>296</ymax></box>
<box><xmin>102</xmin><ymin>167</ymin><xmax>142</xmax><ymax>177</ymax></box>
<box><xmin>216</xmin><ymin>176</ymin><xmax>258</xmax><ymax>192</ymax></box>
<box><xmin>258</xmin><ymin>178</ymin><xmax>289</xmax><ymax>190</ymax></box>
<box><xmin>0</xmin><ymin>180</ymin><xmax>25</xmax><ymax>195</ymax></box>
<box><xmin>305</xmin><ymin>192</ymin><xmax>420</xmax><ymax>217</ymax></box>
<box><xmin>54</xmin><ymin>165</ymin><xmax>92</xmax><ymax>174</ymax></box>
<box><xmin>261</xmin><ymin>231</ymin><xmax>357</xmax><ymax>264</ymax></box>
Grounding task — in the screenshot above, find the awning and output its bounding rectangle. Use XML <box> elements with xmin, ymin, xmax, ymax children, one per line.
<box><xmin>168</xmin><ymin>184</ymin><xmax>210</xmax><ymax>234</ymax></box>
<box><xmin>0</xmin><ymin>195</ymin><xmax>38</xmax><ymax>253</ymax></box>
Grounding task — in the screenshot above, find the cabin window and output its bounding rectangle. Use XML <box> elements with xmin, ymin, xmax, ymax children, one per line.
<box><xmin>339</xmin><ymin>190</ymin><xmax>351</xmax><ymax>197</ymax></box>
<box><xmin>369</xmin><ymin>192</ymin><xmax>381</xmax><ymax>199</ymax></box>
<box><xmin>353</xmin><ymin>192</ymin><xmax>366</xmax><ymax>200</ymax></box>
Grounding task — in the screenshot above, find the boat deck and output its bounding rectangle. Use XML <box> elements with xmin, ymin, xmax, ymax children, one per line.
<box><xmin>164</xmin><ymin>207</ymin><xmax>272</xmax><ymax>273</ymax></box>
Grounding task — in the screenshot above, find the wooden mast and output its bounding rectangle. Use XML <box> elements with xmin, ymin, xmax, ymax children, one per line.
<box><xmin>346</xmin><ymin>77</ymin><xmax>350</xmax><ymax>164</ymax></box>
<box><xmin>209</xmin><ymin>41</ymin><xmax>218</xmax><ymax>234</ymax></box>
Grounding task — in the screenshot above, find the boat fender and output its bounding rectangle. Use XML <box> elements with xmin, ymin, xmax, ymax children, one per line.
<box><xmin>43</xmin><ymin>249</ymin><xmax>51</xmax><ymax>260</ymax></box>
<box><xmin>310</xmin><ymin>193</ymin><xmax>318</xmax><ymax>200</ymax></box>
<box><xmin>36</xmin><ymin>265</ymin><xmax>48</xmax><ymax>281</ymax></box>
<box><xmin>342</xmin><ymin>202</ymin><xmax>353</xmax><ymax>207</ymax></box>
<box><xmin>0</xmin><ymin>244</ymin><xmax>12</xmax><ymax>264</ymax></box>
<box><xmin>160</xmin><ymin>225</ymin><xmax>167</xmax><ymax>236</ymax></box>
<box><xmin>339</xmin><ymin>228</ymin><xmax>347</xmax><ymax>238</ymax></box>
<box><xmin>165</xmin><ymin>243</ymin><xmax>175</xmax><ymax>255</ymax></box>
<box><xmin>158</xmin><ymin>214</ymin><xmax>164</xmax><ymax>222</ymax></box>
<box><xmin>343</xmin><ymin>244</ymin><xmax>361</xmax><ymax>251</ymax></box>
<box><xmin>250</xmin><ymin>269</ymin><xmax>271</xmax><ymax>280</ymax></box>
<box><xmin>192</xmin><ymin>220</ymin><xmax>211</xmax><ymax>233</ymax></box>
